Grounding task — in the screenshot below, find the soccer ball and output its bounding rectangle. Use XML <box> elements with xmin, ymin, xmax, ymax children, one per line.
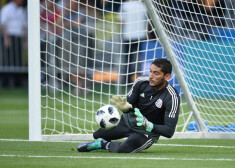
<box><xmin>95</xmin><ymin>105</ymin><xmax>120</xmax><ymax>130</ymax></box>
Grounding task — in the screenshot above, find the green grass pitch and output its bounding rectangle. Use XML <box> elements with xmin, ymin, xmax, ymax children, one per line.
<box><xmin>0</xmin><ymin>88</ymin><xmax>235</xmax><ymax>168</ymax></box>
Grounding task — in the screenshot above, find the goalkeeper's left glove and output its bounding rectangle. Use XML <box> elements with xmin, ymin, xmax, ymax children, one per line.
<box><xmin>134</xmin><ymin>108</ymin><xmax>153</xmax><ymax>132</ymax></box>
<box><xmin>110</xmin><ymin>96</ymin><xmax>132</xmax><ymax>113</ymax></box>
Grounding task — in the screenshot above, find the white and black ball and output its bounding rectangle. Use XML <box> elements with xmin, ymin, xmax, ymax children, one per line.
<box><xmin>95</xmin><ymin>105</ymin><xmax>120</xmax><ymax>130</ymax></box>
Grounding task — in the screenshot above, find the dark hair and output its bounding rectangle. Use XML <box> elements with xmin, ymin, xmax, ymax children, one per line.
<box><xmin>151</xmin><ymin>58</ymin><xmax>172</xmax><ymax>75</ymax></box>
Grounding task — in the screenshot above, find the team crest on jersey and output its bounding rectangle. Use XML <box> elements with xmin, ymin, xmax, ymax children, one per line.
<box><xmin>155</xmin><ymin>99</ymin><xmax>163</xmax><ymax>108</ymax></box>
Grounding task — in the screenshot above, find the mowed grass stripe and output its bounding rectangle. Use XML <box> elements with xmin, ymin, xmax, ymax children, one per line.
<box><xmin>1</xmin><ymin>154</ymin><xmax>235</xmax><ymax>161</ymax></box>
<box><xmin>1</xmin><ymin>139</ymin><xmax>235</xmax><ymax>149</ymax></box>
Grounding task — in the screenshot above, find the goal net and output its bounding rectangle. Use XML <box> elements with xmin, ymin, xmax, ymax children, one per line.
<box><xmin>29</xmin><ymin>0</ymin><xmax>235</xmax><ymax>141</ymax></box>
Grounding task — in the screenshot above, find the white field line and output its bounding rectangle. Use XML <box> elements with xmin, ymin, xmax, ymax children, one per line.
<box><xmin>153</xmin><ymin>144</ymin><xmax>235</xmax><ymax>149</ymax></box>
<box><xmin>0</xmin><ymin>138</ymin><xmax>235</xmax><ymax>149</ymax></box>
<box><xmin>0</xmin><ymin>154</ymin><xmax>234</xmax><ymax>161</ymax></box>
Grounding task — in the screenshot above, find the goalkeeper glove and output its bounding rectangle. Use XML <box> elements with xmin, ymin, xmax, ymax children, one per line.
<box><xmin>110</xmin><ymin>96</ymin><xmax>132</xmax><ymax>113</ymax></box>
<box><xmin>134</xmin><ymin>108</ymin><xmax>153</xmax><ymax>132</ymax></box>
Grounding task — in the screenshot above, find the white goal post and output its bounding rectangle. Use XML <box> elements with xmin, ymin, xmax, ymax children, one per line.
<box><xmin>28</xmin><ymin>0</ymin><xmax>41</xmax><ymax>141</ymax></box>
<box><xmin>29</xmin><ymin>0</ymin><xmax>235</xmax><ymax>141</ymax></box>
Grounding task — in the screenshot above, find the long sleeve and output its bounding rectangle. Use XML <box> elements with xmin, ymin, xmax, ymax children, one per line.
<box><xmin>152</xmin><ymin>93</ymin><xmax>180</xmax><ymax>138</ymax></box>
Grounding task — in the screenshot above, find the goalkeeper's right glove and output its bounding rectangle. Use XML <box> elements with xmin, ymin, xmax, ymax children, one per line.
<box><xmin>134</xmin><ymin>108</ymin><xmax>153</xmax><ymax>132</ymax></box>
<box><xmin>110</xmin><ymin>96</ymin><xmax>132</xmax><ymax>113</ymax></box>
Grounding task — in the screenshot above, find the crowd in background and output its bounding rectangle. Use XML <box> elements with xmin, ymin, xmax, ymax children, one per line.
<box><xmin>0</xmin><ymin>0</ymin><xmax>27</xmax><ymax>88</ymax></box>
<box><xmin>0</xmin><ymin>0</ymin><xmax>234</xmax><ymax>89</ymax></box>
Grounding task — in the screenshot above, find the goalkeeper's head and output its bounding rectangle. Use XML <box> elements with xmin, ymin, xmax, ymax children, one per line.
<box><xmin>151</xmin><ymin>58</ymin><xmax>172</xmax><ymax>75</ymax></box>
<box><xmin>149</xmin><ymin>58</ymin><xmax>172</xmax><ymax>90</ymax></box>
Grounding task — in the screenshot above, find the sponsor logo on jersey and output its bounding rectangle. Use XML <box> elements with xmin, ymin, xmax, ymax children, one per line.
<box><xmin>155</xmin><ymin>98</ymin><xmax>163</xmax><ymax>108</ymax></box>
<box><xmin>140</xmin><ymin>93</ymin><xmax>145</xmax><ymax>98</ymax></box>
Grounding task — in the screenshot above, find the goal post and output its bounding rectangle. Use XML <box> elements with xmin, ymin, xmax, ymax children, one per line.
<box><xmin>28</xmin><ymin>0</ymin><xmax>41</xmax><ymax>141</ymax></box>
<box><xmin>28</xmin><ymin>0</ymin><xmax>235</xmax><ymax>141</ymax></box>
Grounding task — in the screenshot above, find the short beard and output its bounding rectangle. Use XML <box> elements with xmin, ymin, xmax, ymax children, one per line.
<box><xmin>152</xmin><ymin>78</ymin><xmax>165</xmax><ymax>90</ymax></box>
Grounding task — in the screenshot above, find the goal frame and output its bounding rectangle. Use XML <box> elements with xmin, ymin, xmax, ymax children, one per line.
<box><xmin>28</xmin><ymin>0</ymin><xmax>235</xmax><ymax>141</ymax></box>
<box><xmin>28</xmin><ymin>0</ymin><xmax>41</xmax><ymax>141</ymax></box>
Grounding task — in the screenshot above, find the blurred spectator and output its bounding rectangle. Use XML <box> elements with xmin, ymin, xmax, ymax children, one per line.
<box><xmin>118</xmin><ymin>0</ymin><xmax>147</xmax><ymax>86</ymax></box>
<box><xmin>55</xmin><ymin>0</ymin><xmax>66</xmax><ymax>12</ymax></box>
<box><xmin>81</xmin><ymin>0</ymin><xmax>96</xmax><ymax>70</ymax></box>
<box><xmin>40</xmin><ymin>0</ymin><xmax>61</xmax><ymax>85</ymax></box>
<box><xmin>40</xmin><ymin>0</ymin><xmax>60</xmax><ymax>38</ymax></box>
<box><xmin>0</xmin><ymin>0</ymin><xmax>27</xmax><ymax>87</ymax></box>
<box><xmin>57</xmin><ymin>0</ymin><xmax>88</xmax><ymax>93</ymax></box>
<box><xmin>225</xmin><ymin>0</ymin><xmax>235</xmax><ymax>28</ymax></box>
<box><xmin>171</xmin><ymin>0</ymin><xmax>226</xmax><ymax>40</ymax></box>
<box><xmin>96</xmin><ymin>0</ymin><xmax>121</xmax><ymax>13</ymax></box>
<box><xmin>74</xmin><ymin>0</ymin><xmax>97</xmax><ymax>94</ymax></box>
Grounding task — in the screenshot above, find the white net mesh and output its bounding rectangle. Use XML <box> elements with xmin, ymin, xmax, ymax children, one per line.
<box><xmin>149</xmin><ymin>0</ymin><xmax>234</xmax><ymax>133</ymax></box>
<box><xmin>40</xmin><ymin>0</ymin><xmax>235</xmax><ymax>138</ymax></box>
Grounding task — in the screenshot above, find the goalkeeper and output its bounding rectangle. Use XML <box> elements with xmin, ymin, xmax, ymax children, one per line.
<box><xmin>77</xmin><ymin>58</ymin><xmax>180</xmax><ymax>153</ymax></box>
